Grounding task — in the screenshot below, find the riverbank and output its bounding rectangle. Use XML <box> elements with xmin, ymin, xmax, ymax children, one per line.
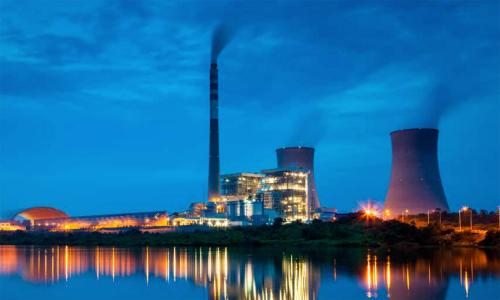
<box><xmin>1</xmin><ymin>218</ymin><xmax>499</xmax><ymax>248</ymax></box>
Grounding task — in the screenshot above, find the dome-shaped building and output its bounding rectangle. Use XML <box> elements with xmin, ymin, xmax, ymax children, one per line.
<box><xmin>14</xmin><ymin>207</ymin><xmax>69</xmax><ymax>222</ymax></box>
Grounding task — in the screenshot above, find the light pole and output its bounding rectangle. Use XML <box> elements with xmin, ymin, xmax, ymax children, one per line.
<box><xmin>469</xmin><ymin>208</ymin><xmax>473</xmax><ymax>231</ymax></box>
<box><xmin>427</xmin><ymin>210</ymin><xmax>431</xmax><ymax>225</ymax></box>
<box><xmin>459</xmin><ymin>209</ymin><xmax>462</xmax><ymax>231</ymax></box>
<box><xmin>436</xmin><ymin>208</ymin><xmax>442</xmax><ymax>227</ymax></box>
<box><xmin>459</xmin><ymin>206</ymin><xmax>468</xmax><ymax>231</ymax></box>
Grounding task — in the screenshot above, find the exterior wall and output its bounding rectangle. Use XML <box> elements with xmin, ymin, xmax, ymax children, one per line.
<box><xmin>220</xmin><ymin>173</ymin><xmax>264</xmax><ymax>200</ymax></box>
<box><xmin>227</xmin><ymin>200</ymin><xmax>263</xmax><ymax>220</ymax></box>
<box><xmin>259</xmin><ymin>169</ymin><xmax>309</xmax><ymax>222</ymax></box>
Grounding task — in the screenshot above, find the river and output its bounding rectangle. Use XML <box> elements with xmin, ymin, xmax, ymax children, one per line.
<box><xmin>0</xmin><ymin>245</ymin><xmax>498</xmax><ymax>299</ymax></box>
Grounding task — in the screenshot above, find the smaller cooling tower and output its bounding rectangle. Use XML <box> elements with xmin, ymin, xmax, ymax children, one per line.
<box><xmin>276</xmin><ymin>147</ymin><xmax>320</xmax><ymax>211</ymax></box>
<box><xmin>384</xmin><ymin>128</ymin><xmax>449</xmax><ymax>216</ymax></box>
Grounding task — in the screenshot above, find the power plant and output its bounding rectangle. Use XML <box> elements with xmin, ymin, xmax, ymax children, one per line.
<box><xmin>276</xmin><ymin>147</ymin><xmax>321</xmax><ymax>212</ymax></box>
<box><xmin>3</xmin><ymin>25</ymin><xmax>487</xmax><ymax>234</ymax></box>
<box><xmin>384</xmin><ymin>128</ymin><xmax>449</xmax><ymax>216</ymax></box>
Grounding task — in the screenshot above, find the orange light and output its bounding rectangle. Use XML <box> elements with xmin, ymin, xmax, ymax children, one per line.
<box><xmin>360</xmin><ymin>202</ymin><xmax>380</xmax><ymax>218</ymax></box>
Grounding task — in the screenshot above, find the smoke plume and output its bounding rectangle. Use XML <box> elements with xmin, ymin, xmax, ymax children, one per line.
<box><xmin>211</xmin><ymin>24</ymin><xmax>233</xmax><ymax>63</ymax></box>
<box><xmin>417</xmin><ymin>53</ymin><xmax>499</xmax><ymax>128</ymax></box>
<box><xmin>288</xmin><ymin>108</ymin><xmax>327</xmax><ymax>147</ymax></box>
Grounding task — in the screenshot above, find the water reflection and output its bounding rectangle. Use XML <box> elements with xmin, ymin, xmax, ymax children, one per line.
<box><xmin>0</xmin><ymin>245</ymin><xmax>498</xmax><ymax>299</ymax></box>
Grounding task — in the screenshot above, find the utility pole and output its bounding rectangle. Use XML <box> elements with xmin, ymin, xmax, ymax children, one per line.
<box><xmin>459</xmin><ymin>209</ymin><xmax>462</xmax><ymax>231</ymax></box>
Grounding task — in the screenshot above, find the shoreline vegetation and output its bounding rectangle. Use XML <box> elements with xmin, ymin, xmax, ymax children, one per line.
<box><xmin>1</xmin><ymin>215</ymin><xmax>499</xmax><ymax>248</ymax></box>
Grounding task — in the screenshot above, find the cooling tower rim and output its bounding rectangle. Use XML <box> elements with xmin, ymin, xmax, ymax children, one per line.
<box><xmin>390</xmin><ymin>128</ymin><xmax>438</xmax><ymax>135</ymax></box>
<box><xmin>277</xmin><ymin>146</ymin><xmax>315</xmax><ymax>151</ymax></box>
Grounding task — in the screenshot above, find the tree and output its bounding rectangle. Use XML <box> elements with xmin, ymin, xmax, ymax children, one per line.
<box><xmin>273</xmin><ymin>217</ymin><xmax>284</xmax><ymax>227</ymax></box>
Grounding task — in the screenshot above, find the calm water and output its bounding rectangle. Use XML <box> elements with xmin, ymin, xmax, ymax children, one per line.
<box><xmin>0</xmin><ymin>245</ymin><xmax>498</xmax><ymax>300</ymax></box>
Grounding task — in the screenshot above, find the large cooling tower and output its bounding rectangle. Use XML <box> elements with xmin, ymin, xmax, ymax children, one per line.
<box><xmin>384</xmin><ymin>128</ymin><xmax>449</xmax><ymax>215</ymax></box>
<box><xmin>276</xmin><ymin>147</ymin><xmax>320</xmax><ymax>211</ymax></box>
<box><xmin>208</xmin><ymin>63</ymin><xmax>220</xmax><ymax>201</ymax></box>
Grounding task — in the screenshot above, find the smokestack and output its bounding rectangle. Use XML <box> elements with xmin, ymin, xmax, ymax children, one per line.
<box><xmin>207</xmin><ymin>24</ymin><xmax>233</xmax><ymax>202</ymax></box>
<box><xmin>384</xmin><ymin>128</ymin><xmax>449</xmax><ymax>216</ymax></box>
<box><xmin>276</xmin><ymin>147</ymin><xmax>321</xmax><ymax>211</ymax></box>
<box><xmin>208</xmin><ymin>63</ymin><xmax>220</xmax><ymax>202</ymax></box>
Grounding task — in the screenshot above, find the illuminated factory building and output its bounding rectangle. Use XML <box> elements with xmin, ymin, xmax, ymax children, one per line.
<box><xmin>2</xmin><ymin>149</ymin><xmax>323</xmax><ymax>231</ymax></box>
<box><xmin>13</xmin><ymin>207</ymin><xmax>168</xmax><ymax>231</ymax></box>
<box><xmin>220</xmin><ymin>173</ymin><xmax>264</xmax><ymax>201</ymax></box>
<box><xmin>226</xmin><ymin>200</ymin><xmax>265</xmax><ymax>226</ymax></box>
<box><xmin>258</xmin><ymin>168</ymin><xmax>310</xmax><ymax>222</ymax></box>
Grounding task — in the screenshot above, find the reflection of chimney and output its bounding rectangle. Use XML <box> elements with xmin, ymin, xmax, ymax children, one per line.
<box><xmin>208</xmin><ymin>63</ymin><xmax>220</xmax><ymax>201</ymax></box>
<box><xmin>276</xmin><ymin>147</ymin><xmax>320</xmax><ymax>211</ymax></box>
<box><xmin>384</xmin><ymin>128</ymin><xmax>449</xmax><ymax>215</ymax></box>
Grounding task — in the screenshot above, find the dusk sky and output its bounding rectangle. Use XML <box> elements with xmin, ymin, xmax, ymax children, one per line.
<box><xmin>1</xmin><ymin>0</ymin><xmax>499</xmax><ymax>217</ymax></box>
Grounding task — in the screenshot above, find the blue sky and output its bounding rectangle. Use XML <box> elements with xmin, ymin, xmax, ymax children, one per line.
<box><xmin>1</xmin><ymin>0</ymin><xmax>499</xmax><ymax>217</ymax></box>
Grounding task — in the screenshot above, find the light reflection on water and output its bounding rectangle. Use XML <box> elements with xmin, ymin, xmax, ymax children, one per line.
<box><xmin>0</xmin><ymin>245</ymin><xmax>498</xmax><ymax>299</ymax></box>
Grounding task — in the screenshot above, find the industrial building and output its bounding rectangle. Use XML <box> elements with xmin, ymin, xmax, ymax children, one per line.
<box><xmin>276</xmin><ymin>147</ymin><xmax>320</xmax><ymax>212</ymax></box>
<box><xmin>220</xmin><ymin>172</ymin><xmax>264</xmax><ymax>201</ymax></box>
<box><xmin>226</xmin><ymin>199</ymin><xmax>267</xmax><ymax>226</ymax></box>
<box><xmin>12</xmin><ymin>207</ymin><xmax>168</xmax><ymax>231</ymax></box>
<box><xmin>258</xmin><ymin>168</ymin><xmax>310</xmax><ymax>222</ymax></box>
<box><xmin>14</xmin><ymin>207</ymin><xmax>69</xmax><ymax>225</ymax></box>
<box><xmin>188</xmin><ymin>202</ymin><xmax>207</xmax><ymax>217</ymax></box>
<box><xmin>384</xmin><ymin>128</ymin><xmax>450</xmax><ymax>216</ymax></box>
<box><xmin>0</xmin><ymin>220</ymin><xmax>25</xmax><ymax>231</ymax></box>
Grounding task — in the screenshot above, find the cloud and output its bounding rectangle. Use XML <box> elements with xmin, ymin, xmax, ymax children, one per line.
<box><xmin>0</xmin><ymin>0</ymin><xmax>498</xmax><ymax>212</ymax></box>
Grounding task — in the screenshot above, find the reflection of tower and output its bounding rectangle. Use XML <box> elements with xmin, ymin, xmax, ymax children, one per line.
<box><xmin>362</xmin><ymin>253</ymin><xmax>450</xmax><ymax>300</ymax></box>
<box><xmin>384</xmin><ymin>129</ymin><xmax>449</xmax><ymax>215</ymax></box>
<box><xmin>276</xmin><ymin>147</ymin><xmax>320</xmax><ymax>211</ymax></box>
<box><xmin>208</xmin><ymin>63</ymin><xmax>220</xmax><ymax>202</ymax></box>
<box><xmin>6</xmin><ymin>246</ymin><xmax>500</xmax><ymax>300</ymax></box>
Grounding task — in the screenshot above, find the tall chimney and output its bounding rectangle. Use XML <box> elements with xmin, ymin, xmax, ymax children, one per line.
<box><xmin>276</xmin><ymin>147</ymin><xmax>321</xmax><ymax>211</ymax></box>
<box><xmin>208</xmin><ymin>63</ymin><xmax>220</xmax><ymax>201</ymax></box>
<box><xmin>384</xmin><ymin>128</ymin><xmax>449</xmax><ymax>216</ymax></box>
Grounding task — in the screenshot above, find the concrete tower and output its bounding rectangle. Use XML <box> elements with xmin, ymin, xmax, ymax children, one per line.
<box><xmin>208</xmin><ymin>63</ymin><xmax>220</xmax><ymax>201</ymax></box>
<box><xmin>384</xmin><ymin>128</ymin><xmax>449</xmax><ymax>216</ymax></box>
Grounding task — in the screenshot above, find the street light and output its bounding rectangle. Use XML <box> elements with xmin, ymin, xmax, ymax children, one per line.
<box><xmin>469</xmin><ymin>207</ymin><xmax>473</xmax><ymax>231</ymax></box>
<box><xmin>459</xmin><ymin>206</ymin><xmax>468</xmax><ymax>231</ymax></box>
<box><xmin>401</xmin><ymin>209</ymin><xmax>409</xmax><ymax>222</ymax></box>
